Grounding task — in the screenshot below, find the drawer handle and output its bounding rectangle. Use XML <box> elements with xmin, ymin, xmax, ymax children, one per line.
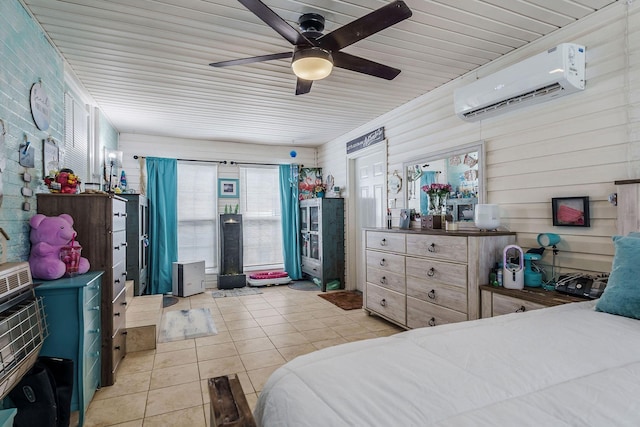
<box><xmin>380</xmin><ymin>298</ymin><xmax>386</xmax><ymax>307</ymax></box>
<box><xmin>516</xmin><ymin>305</ymin><xmax>526</xmax><ymax>313</ymax></box>
<box><xmin>427</xmin><ymin>267</ymin><xmax>435</xmax><ymax>277</ymax></box>
<box><xmin>90</xmin><ymin>351</ymin><xmax>100</xmax><ymax>357</ymax></box>
<box><xmin>89</xmin><ymin>328</ymin><xmax>100</xmax><ymax>334</ymax></box>
<box><xmin>380</xmin><ymin>238</ymin><xmax>387</xmax><ymax>246</ymax></box>
<box><xmin>115</xmin><ymin>278</ymin><xmax>121</xmax><ymax>283</ymax></box>
<box><xmin>114</xmin><ymin>245</ymin><xmax>121</xmax><ymax>250</ymax></box>
<box><xmin>428</xmin><ymin>317</ymin><xmax>436</xmax><ymax>327</ymax></box>
<box><xmin>115</xmin><ymin>346</ymin><xmax>121</xmax><ymax>350</ymax></box>
<box><xmin>89</xmin><ymin>305</ymin><xmax>100</xmax><ymax>311</ymax></box>
<box><xmin>121</xmin><ymin>301</ymin><xmax>128</xmax><ymax>306</ymax></box>
<box><xmin>122</xmin><ymin>331</ymin><xmax>128</xmax><ymax>335</ymax></box>
<box><xmin>428</xmin><ymin>289</ymin><xmax>436</xmax><ymax>299</ymax></box>
<box><xmin>114</xmin><ymin>312</ymin><xmax>121</xmax><ymax>317</ymax></box>
<box><xmin>121</xmin><ymin>242</ymin><xmax>128</xmax><ymax>247</ymax></box>
<box><xmin>427</xmin><ymin>243</ymin><xmax>436</xmax><ymax>253</ymax></box>
<box><xmin>379</xmin><ymin>258</ymin><xmax>387</xmax><ymax>266</ymax></box>
<box><xmin>380</xmin><ymin>276</ymin><xmax>387</xmax><ymax>285</ymax></box>
<box><xmin>88</xmin><ymin>284</ymin><xmax>99</xmax><ymax>290</ymax></box>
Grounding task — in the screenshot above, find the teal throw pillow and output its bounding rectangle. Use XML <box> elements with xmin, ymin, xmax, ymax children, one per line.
<box><xmin>595</xmin><ymin>235</ymin><xmax>640</xmax><ymax>319</ymax></box>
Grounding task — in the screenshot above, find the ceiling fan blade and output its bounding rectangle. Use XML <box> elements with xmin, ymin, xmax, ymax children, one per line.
<box><xmin>210</xmin><ymin>52</ymin><xmax>292</xmax><ymax>67</ymax></box>
<box><xmin>238</xmin><ymin>0</ymin><xmax>313</xmax><ymax>46</ymax></box>
<box><xmin>317</xmin><ymin>0</ymin><xmax>412</xmax><ymax>52</ymax></box>
<box><xmin>295</xmin><ymin>79</ymin><xmax>313</xmax><ymax>95</ymax></box>
<box><xmin>333</xmin><ymin>51</ymin><xmax>401</xmax><ymax>80</ymax></box>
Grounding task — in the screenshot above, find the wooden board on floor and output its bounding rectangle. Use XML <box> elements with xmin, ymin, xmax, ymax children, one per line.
<box><xmin>209</xmin><ymin>374</ymin><xmax>257</xmax><ymax>427</ymax></box>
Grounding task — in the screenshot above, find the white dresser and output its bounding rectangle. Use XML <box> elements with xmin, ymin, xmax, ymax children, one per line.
<box><xmin>364</xmin><ymin>228</ymin><xmax>516</xmax><ymax>329</ymax></box>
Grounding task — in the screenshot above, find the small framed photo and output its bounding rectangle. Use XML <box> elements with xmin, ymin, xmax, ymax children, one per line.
<box><xmin>552</xmin><ymin>196</ymin><xmax>590</xmax><ymax>227</ymax></box>
<box><xmin>43</xmin><ymin>137</ymin><xmax>59</xmax><ymax>174</ymax></box>
<box><xmin>218</xmin><ymin>178</ymin><xmax>239</xmax><ymax>198</ymax></box>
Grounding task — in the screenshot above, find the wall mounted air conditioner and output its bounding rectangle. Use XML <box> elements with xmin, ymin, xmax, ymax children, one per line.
<box><xmin>172</xmin><ymin>260</ymin><xmax>205</xmax><ymax>297</ymax></box>
<box><xmin>454</xmin><ymin>43</ymin><xmax>585</xmax><ymax>122</ymax></box>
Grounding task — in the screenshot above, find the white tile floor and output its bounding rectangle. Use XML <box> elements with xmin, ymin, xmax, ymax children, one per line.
<box><xmin>82</xmin><ymin>285</ymin><xmax>402</xmax><ymax>426</ymax></box>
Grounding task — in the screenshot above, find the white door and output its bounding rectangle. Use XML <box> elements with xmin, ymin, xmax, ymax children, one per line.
<box><xmin>350</xmin><ymin>148</ymin><xmax>385</xmax><ymax>292</ymax></box>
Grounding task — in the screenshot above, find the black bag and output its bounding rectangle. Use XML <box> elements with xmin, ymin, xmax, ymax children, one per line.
<box><xmin>8</xmin><ymin>362</ymin><xmax>57</xmax><ymax>427</ymax></box>
<box><xmin>8</xmin><ymin>357</ymin><xmax>74</xmax><ymax>427</ymax></box>
<box><xmin>38</xmin><ymin>357</ymin><xmax>74</xmax><ymax>427</ymax></box>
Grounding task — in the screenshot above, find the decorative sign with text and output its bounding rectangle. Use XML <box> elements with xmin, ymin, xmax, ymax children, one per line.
<box><xmin>346</xmin><ymin>127</ymin><xmax>385</xmax><ymax>154</ymax></box>
<box><xmin>30</xmin><ymin>82</ymin><xmax>51</xmax><ymax>131</ymax></box>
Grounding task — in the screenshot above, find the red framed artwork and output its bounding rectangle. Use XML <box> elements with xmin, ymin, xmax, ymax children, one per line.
<box><xmin>552</xmin><ymin>196</ymin><xmax>590</xmax><ymax>227</ymax></box>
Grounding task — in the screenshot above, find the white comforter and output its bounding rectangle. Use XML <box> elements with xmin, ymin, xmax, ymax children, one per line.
<box><xmin>254</xmin><ymin>301</ymin><xmax>640</xmax><ymax>426</ymax></box>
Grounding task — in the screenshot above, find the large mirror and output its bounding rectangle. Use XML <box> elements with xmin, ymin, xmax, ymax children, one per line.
<box><xmin>404</xmin><ymin>141</ymin><xmax>485</xmax><ymax>222</ymax></box>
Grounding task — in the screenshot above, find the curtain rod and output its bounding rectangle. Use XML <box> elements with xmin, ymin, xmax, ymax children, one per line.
<box><xmin>133</xmin><ymin>156</ymin><xmax>303</xmax><ymax>167</ymax></box>
<box><xmin>133</xmin><ymin>155</ymin><xmax>226</xmax><ymax>164</ymax></box>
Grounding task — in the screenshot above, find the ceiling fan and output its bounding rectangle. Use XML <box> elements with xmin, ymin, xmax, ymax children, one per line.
<box><xmin>209</xmin><ymin>0</ymin><xmax>413</xmax><ymax>95</ymax></box>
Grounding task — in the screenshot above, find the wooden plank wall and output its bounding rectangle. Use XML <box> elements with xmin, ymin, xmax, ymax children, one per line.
<box><xmin>319</xmin><ymin>1</ymin><xmax>639</xmax><ymax>284</ymax></box>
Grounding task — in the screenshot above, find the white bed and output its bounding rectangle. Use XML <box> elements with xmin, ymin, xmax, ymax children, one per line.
<box><xmin>254</xmin><ymin>300</ymin><xmax>640</xmax><ymax>426</ymax></box>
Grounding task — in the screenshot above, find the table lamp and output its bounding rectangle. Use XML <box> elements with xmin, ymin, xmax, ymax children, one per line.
<box><xmin>536</xmin><ymin>233</ymin><xmax>561</xmax><ymax>290</ymax></box>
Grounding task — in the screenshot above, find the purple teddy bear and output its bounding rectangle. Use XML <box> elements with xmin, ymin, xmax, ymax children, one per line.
<box><xmin>28</xmin><ymin>213</ymin><xmax>90</xmax><ymax>280</ymax></box>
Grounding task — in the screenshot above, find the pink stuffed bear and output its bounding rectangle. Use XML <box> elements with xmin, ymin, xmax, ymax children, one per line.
<box><xmin>28</xmin><ymin>213</ymin><xmax>90</xmax><ymax>280</ymax></box>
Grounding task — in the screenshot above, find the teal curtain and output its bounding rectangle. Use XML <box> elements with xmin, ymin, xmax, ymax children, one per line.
<box><xmin>146</xmin><ymin>157</ymin><xmax>178</xmax><ymax>294</ymax></box>
<box><xmin>420</xmin><ymin>171</ymin><xmax>438</xmax><ymax>215</ymax></box>
<box><xmin>279</xmin><ymin>164</ymin><xmax>302</xmax><ymax>280</ymax></box>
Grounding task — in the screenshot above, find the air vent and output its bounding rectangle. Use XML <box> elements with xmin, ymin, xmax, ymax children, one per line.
<box><xmin>0</xmin><ymin>263</ymin><xmax>33</xmax><ymax>302</ymax></box>
<box><xmin>462</xmin><ymin>83</ymin><xmax>563</xmax><ymax>120</ymax></box>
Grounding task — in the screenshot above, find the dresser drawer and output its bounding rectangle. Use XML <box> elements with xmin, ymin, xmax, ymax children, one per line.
<box><xmin>366</xmin><ymin>267</ymin><xmax>405</xmax><ymax>294</ymax></box>
<box><xmin>406</xmin><ymin>234</ymin><xmax>467</xmax><ymax>263</ymax></box>
<box><xmin>112</xmin><ymin>288</ymin><xmax>127</xmax><ymax>335</ymax></box>
<box><xmin>491</xmin><ymin>293</ymin><xmax>547</xmax><ymax>316</ymax></box>
<box><xmin>112</xmin><ymin>261</ymin><xmax>127</xmax><ymax>298</ymax></box>
<box><xmin>365</xmin><ymin>283</ymin><xmax>406</xmax><ymax>325</ymax></box>
<box><xmin>112</xmin><ymin>200</ymin><xmax>127</xmax><ymax>232</ymax></box>
<box><xmin>406</xmin><ymin>279</ymin><xmax>468</xmax><ymax>313</ymax></box>
<box><xmin>366</xmin><ymin>231</ymin><xmax>405</xmax><ymax>253</ymax></box>
<box><xmin>366</xmin><ymin>250</ymin><xmax>405</xmax><ymax>275</ymax></box>
<box><xmin>111</xmin><ymin>329</ymin><xmax>127</xmax><ymax>374</ymax></box>
<box><xmin>112</xmin><ymin>230</ymin><xmax>127</xmax><ymax>266</ymax></box>
<box><xmin>405</xmin><ymin>256</ymin><xmax>467</xmax><ymax>289</ymax></box>
<box><xmin>406</xmin><ymin>296</ymin><xmax>467</xmax><ymax>328</ymax></box>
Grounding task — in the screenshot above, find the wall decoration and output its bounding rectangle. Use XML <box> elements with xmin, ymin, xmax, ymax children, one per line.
<box><xmin>388</xmin><ymin>170</ymin><xmax>402</xmax><ymax>194</ymax></box>
<box><xmin>19</xmin><ymin>137</ymin><xmax>35</xmax><ymax>168</ymax></box>
<box><xmin>552</xmin><ymin>196</ymin><xmax>590</xmax><ymax>227</ymax></box>
<box><xmin>43</xmin><ymin>137</ymin><xmax>59</xmax><ymax>175</ymax></box>
<box><xmin>219</xmin><ymin>178</ymin><xmax>239</xmax><ymax>198</ymax></box>
<box><xmin>298</xmin><ymin>167</ymin><xmax>322</xmax><ymax>200</ymax></box>
<box><xmin>346</xmin><ymin>127</ymin><xmax>385</xmax><ymax>154</ymax></box>
<box><xmin>30</xmin><ymin>81</ymin><xmax>51</xmax><ymax>131</ymax></box>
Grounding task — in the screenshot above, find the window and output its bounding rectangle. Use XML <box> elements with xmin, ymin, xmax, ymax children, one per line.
<box><xmin>239</xmin><ymin>166</ymin><xmax>283</xmax><ymax>269</ymax></box>
<box><xmin>177</xmin><ymin>162</ymin><xmax>218</xmax><ymax>271</ymax></box>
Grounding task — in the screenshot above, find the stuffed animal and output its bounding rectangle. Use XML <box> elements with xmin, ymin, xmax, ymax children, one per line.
<box><xmin>28</xmin><ymin>213</ymin><xmax>90</xmax><ymax>280</ymax></box>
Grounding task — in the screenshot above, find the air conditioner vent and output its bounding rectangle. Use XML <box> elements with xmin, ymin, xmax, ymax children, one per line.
<box><xmin>462</xmin><ymin>83</ymin><xmax>562</xmax><ymax>120</ymax></box>
<box><xmin>0</xmin><ymin>263</ymin><xmax>34</xmax><ymax>302</ymax></box>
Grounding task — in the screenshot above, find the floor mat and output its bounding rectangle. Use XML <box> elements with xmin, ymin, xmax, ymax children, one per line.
<box><xmin>318</xmin><ymin>291</ymin><xmax>363</xmax><ymax>310</ymax></box>
<box><xmin>288</xmin><ymin>280</ymin><xmax>320</xmax><ymax>291</ymax></box>
<box><xmin>162</xmin><ymin>295</ymin><xmax>179</xmax><ymax>308</ymax></box>
<box><xmin>158</xmin><ymin>308</ymin><xmax>217</xmax><ymax>343</ymax></box>
<box><xmin>211</xmin><ymin>287</ymin><xmax>263</xmax><ymax>298</ymax></box>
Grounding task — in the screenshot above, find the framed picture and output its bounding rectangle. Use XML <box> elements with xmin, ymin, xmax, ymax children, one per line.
<box><xmin>552</xmin><ymin>196</ymin><xmax>590</xmax><ymax>227</ymax></box>
<box><xmin>218</xmin><ymin>178</ymin><xmax>239</xmax><ymax>198</ymax></box>
<box><xmin>43</xmin><ymin>138</ymin><xmax>59</xmax><ymax>174</ymax></box>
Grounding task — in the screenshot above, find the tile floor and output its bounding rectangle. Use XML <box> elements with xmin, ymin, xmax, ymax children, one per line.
<box><xmin>83</xmin><ymin>285</ymin><xmax>402</xmax><ymax>426</ymax></box>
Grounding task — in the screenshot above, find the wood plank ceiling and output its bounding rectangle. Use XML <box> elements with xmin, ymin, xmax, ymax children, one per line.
<box><xmin>22</xmin><ymin>0</ymin><xmax>618</xmax><ymax>147</ymax></box>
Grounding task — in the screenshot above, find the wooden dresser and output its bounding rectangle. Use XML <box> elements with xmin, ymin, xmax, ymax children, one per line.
<box><xmin>37</xmin><ymin>193</ymin><xmax>128</xmax><ymax>386</ymax></box>
<box><xmin>364</xmin><ymin>228</ymin><xmax>515</xmax><ymax>329</ymax></box>
<box><xmin>34</xmin><ymin>271</ymin><xmax>103</xmax><ymax>427</ymax></box>
<box><xmin>479</xmin><ymin>285</ymin><xmax>588</xmax><ymax>317</ymax></box>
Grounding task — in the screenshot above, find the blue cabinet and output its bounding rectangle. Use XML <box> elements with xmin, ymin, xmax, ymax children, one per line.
<box><xmin>34</xmin><ymin>271</ymin><xmax>103</xmax><ymax>427</ymax></box>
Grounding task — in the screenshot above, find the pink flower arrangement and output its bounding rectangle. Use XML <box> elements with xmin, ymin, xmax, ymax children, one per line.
<box><xmin>421</xmin><ymin>183</ymin><xmax>452</xmax><ymax>196</ymax></box>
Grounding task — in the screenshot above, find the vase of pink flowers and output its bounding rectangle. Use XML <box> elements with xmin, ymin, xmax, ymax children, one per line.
<box><xmin>421</xmin><ymin>183</ymin><xmax>452</xmax><ymax>215</ymax></box>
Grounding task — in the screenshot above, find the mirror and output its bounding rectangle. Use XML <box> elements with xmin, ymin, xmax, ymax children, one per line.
<box><xmin>404</xmin><ymin>141</ymin><xmax>485</xmax><ymax>222</ymax></box>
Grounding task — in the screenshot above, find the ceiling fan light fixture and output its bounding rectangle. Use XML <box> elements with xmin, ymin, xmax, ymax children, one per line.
<box><xmin>291</xmin><ymin>48</ymin><xmax>333</xmax><ymax>81</ymax></box>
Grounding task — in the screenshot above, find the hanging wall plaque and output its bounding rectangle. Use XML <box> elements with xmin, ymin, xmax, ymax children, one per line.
<box><xmin>30</xmin><ymin>81</ymin><xmax>51</xmax><ymax>131</ymax></box>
